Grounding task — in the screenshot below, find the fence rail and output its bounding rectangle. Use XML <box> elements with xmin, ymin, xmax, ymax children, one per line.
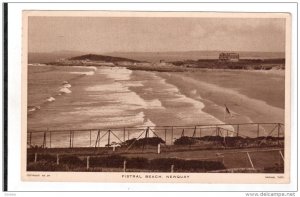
<box><xmin>27</xmin><ymin>123</ymin><xmax>284</xmax><ymax>149</ymax></box>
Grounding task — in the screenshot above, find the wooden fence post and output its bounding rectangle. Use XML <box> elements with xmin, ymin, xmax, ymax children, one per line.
<box><xmin>72</xmin><ymin>131</ymin><xmax>74</xmax><ymax>148</ymax></box>
<box><xmin>29</xmin><ymin>132</ymin><xmax>32</xmax><ymax>147</ymax></box>
<box><xmin>247</xmin><ymin>152</ymin><xmax>255</xmax><ymax>169</ymax></box>
<box><xmin>277</xmin><ymin>123</ymin><xmax>280</xmax><ymax>145</ymax></box>
<box><xmin>89</xmin><ymin>130</ymin><xmax>92</xmax><ymax>147</ymax></box>
<box><xmin>34</xmin><ymin>153</ymin><xmax>37</xmax><ymax>163</ymax></box>
<box><xmin>171</xmin><ymin>127</ymin><xmax>174</xmax><ymax>145</ymax></box>
<box><xmin>124</xmin><ymin>128</ymin><xmax>126</xmax><ymax>142</ymax></box>
<box><xmin>49</xmin><ymin>131</ymin><xmax>51</xmax><ymax>148</ymax></box>
<box><xmin>95</xmin><ymin>130</ymin><xmax>100</xmax><ymax>148</ymax></box>
<box><xmin>123</xmin><ymin>160</ymin><xmax>127</xmax><ymax>172</ymax></box>
<box><xmin>69</xmin><ymin>131</ymin><xmax>72</xmax><ymax>148</ymax></box>
<box><xmin>279</xmin><ymin>150</ymin><xmax>284</xmax><ymax>161</ymax></box>
<box><xmin>43</xmin><ymin>131</ymin><xmax>46</xmax><ymax>148</ymax></box>
<box><xmin>56</xmin><ymin>154</ymin><xmax>59</xmax><ymax>165</ymax></box>
<box><xmin>107</xmin><ymin>130</ymin><xmax>111</xmax><ymax>147</ymax></box>
<box><xmin>87</xmin><ymin>156</ymin><xmax>90</xmax><ymax>170</ymax></box>
<box><xmin>157</xmin><ymin>143</ymin><xmax>161</xmax><ymax>154</ymax></box>
<box><xmin>222</xmin><ymin>156</ymin><xmax>224</xmax><ymax>165</ymax></box>
<box><xmin>192</xmin><ymin>126</ymin><xmax>196</xmax><ymax>137</ymax></box>
<box><xmin>98</xmin><ymin>130</ymin><xmax>101</xmax><ymax>147</ymax></box>
<box><xmin>171</xmin><ymin>165</ymin><xmax>174</xmax><ymax>173</ymax></box>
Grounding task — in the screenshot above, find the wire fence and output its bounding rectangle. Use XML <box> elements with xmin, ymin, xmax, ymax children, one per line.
<box><xmin>27</xmin><ymin>123</ymin><xmax>284</xmax><ymax>149</ymax></box>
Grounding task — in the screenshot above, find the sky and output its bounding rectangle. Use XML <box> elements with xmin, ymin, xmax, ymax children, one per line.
<box><xmin>28</xmin><ymin>16</ymin><xmax>286</xmax><ymax>53</ymax></box>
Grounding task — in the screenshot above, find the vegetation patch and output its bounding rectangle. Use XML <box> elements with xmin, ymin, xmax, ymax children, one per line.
<box><xmin>27</xmin><ymin>153</ymin><xmax>225</xmax><ymax>172</ymax></box>
<box><xmin>27</xmin><ymin>153</ymin><xmax>56</xmax><ymax>163</ymax></box>
<box><xmin>27</xmin><ymin>161</ymin><xmax>68</xmax><ymax>171</ymax></box>
<box><xmin>174</xmin><ymin>136</ymin><xmax>284</xmax><ymax>148</ymax></box>
<box><xmin>121</xmin><ymin>137</ymin><xmax>165</xmax><ymax>148</ymax></box>
<box><xmin>60</xmin><ymin>155</ymin><xmax>84</xmax><ymax>166</ymax></box>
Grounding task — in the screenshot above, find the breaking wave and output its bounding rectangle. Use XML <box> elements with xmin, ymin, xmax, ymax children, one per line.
<box><xmin>46</xmin><ymin>97</ymin><xmax>55</xmax><ymax>102</ymax></box>
<box><xmin>70</xmin><ymin>71</ymin><xmax>95</xmax><ymax>76</ymax></box>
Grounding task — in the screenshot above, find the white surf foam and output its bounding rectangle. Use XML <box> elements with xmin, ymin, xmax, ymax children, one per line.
<box><xmin>28</xmin><ymin>106</ymin><xmax>41</xmax><ymax>112</ymax></box>
<box><xmin>46</xmin><ymin>97</ymin><xmax>55</xmax><ymax>102</ymax></box>
<box><xmin>74</xmin><ymin>66</ymin><xmax>97</xmax><ymax>71</ymax></box>
<box><xmin>70</xmin><ymin>71</ymin><xmax>95</xmax><ymax>76</ymax></box>
<box><xmin>63</xmin><ymin>83</ymin><xmax>72</xmax><ymax>88</ymax></box>
<box><xmin>31</xmin><ymin>63</ymin><xmax>47</xmax><ymax>67</ymax></box>
<box><xmin>97</xmin><ymin>67</ymin><xmax>132</xmax><ymax>81</ymax></box>
<box><xmin>146</xmin><ymin>99</ymin><xmax>163</xmax><ymax>109</ymax></box>
<box><xmin>59</xmin><ymin>87</ymin><xmax>72</xmax><ymax>94</ymax></box>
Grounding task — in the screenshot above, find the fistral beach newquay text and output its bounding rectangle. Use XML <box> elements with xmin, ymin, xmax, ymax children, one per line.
<box><xmin>121</xmin><ymin>175</ymin><xmax>190</xmax><ymax>179</ymax></box>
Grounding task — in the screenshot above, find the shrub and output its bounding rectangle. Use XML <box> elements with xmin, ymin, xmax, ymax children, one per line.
<box><xmin>174</xmin><ymin>136</ymin><xmax>197</xmax><ymax>145</ymax></box>
<box><xmin>121</xmin><ymin>137</ymin><xmax>165</xmax><ymax>148</ymax></box>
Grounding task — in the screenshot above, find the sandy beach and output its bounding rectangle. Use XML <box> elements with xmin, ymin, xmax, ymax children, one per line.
<box><xmin>157</xmin><ymin>69</ymin><xmax>285</xmax><ymax>136</ymax></box>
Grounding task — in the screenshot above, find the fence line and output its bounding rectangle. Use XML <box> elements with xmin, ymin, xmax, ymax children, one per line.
<box><xmin>27</xmin><ymin>123</ymin><xmax>284</xmax><ymax>149</ymax></box>
<box><xmin>27</xmin><ymin>148</ymin><xmax>284</xmax><ymax>173</ymax></box>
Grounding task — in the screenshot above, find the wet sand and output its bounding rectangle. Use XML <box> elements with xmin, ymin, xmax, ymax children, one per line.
<box><xmin>157</xmin><ymin>70</ymin><xmax>284</xmax><ymax>136</ymax></box>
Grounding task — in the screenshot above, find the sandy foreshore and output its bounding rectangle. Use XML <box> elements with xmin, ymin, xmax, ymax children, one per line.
<box><xmin>157</xmin><ymin>70</ymin><xmax>284</xmax><ymax>136</ymax></box>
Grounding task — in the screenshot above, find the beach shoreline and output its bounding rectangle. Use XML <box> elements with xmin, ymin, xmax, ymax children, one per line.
<box><xmin>156</xmin><ymin>70</ymin><xmax>284</xmax><ymax>136</ymax></box>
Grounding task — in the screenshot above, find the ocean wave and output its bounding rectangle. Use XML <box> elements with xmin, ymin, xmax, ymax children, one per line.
<box><xmin>97</xmin><ymin>67</ymin><xmax>132</xmax><ymax>81</ymax></box>
<box><xmin>29</xmin><ymin>63</ymin><xmax>48</xmax><ymax>67</ymax></box>
<box><xmin>122</xmin><ymin>81</ymin><xmax>144</xmax><ymax>87</ymax></box>
<box><xmin>64</xmin><ymin>107</ymin><xmax>128</xmax><ymax>116</ymax></box>
<box><xmin>80</xmin><ymin>111</ymin><xmax>146</xmax><ymax>129</ymax></box>
<box><xmin>59</xmin><ymin>87</ymin><xmax>72</xmax><ymax>94</ymax></box>
<box><xmin>85</xmin><ymin>83</ymin><xmax>129</xmax><ymax>92</ymax></box>
<box><xmin>28</xmin><ymin>105</ymin><xmax>41</xmax><ymax>112</ymax></box>
<box><xmin>46</xmin><ymin>97</ymin><xmax>55</xmax><ymax>102</ymax></box>
<box><xmin>146</xmin><ymin>99</ymin><xmax>163</xmax><ymax>109</ymax></box>
<box><xmin>63</xmin><ymin>83</ymin><xmax>72</xmax><ymax>88</ymax></box>
<box><xmin>89</xmin><ymin>92</ymin><xmax>164</xmax><ymax>110</ymax></box>
<box><xmin>74</xmin><ymin>66</ymin><xmax>97</xmax><ymax>71</ymax></box>
<box><xmin>70</xmin><ymin>71</ymin><xmax>95</xmax><ymax>76</ymax></box>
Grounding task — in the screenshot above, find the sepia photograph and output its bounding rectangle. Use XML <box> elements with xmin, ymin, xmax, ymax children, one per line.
<box><xmin>21</xmin><ymin>11</ymin><xmax>291</xmax><ymax>183</ymax></box>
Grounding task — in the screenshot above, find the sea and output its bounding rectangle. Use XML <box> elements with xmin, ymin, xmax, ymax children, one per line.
<box><xmin>27</xmin><ymin>64</ymin><xmax>235</xmax><ymax>147</ymax></box>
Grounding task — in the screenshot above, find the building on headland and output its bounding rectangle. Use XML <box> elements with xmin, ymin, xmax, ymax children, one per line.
<box><xmin>219</xmin><ymin>52</ymin><xmax>239</xmax><ymax>62</ymax></box>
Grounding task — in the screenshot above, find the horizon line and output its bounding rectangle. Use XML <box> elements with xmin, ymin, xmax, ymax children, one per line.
<box><xmin>28</xmin><ymin>50</ymin><xmax>286</xmax><ymax>54</ymax></box>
